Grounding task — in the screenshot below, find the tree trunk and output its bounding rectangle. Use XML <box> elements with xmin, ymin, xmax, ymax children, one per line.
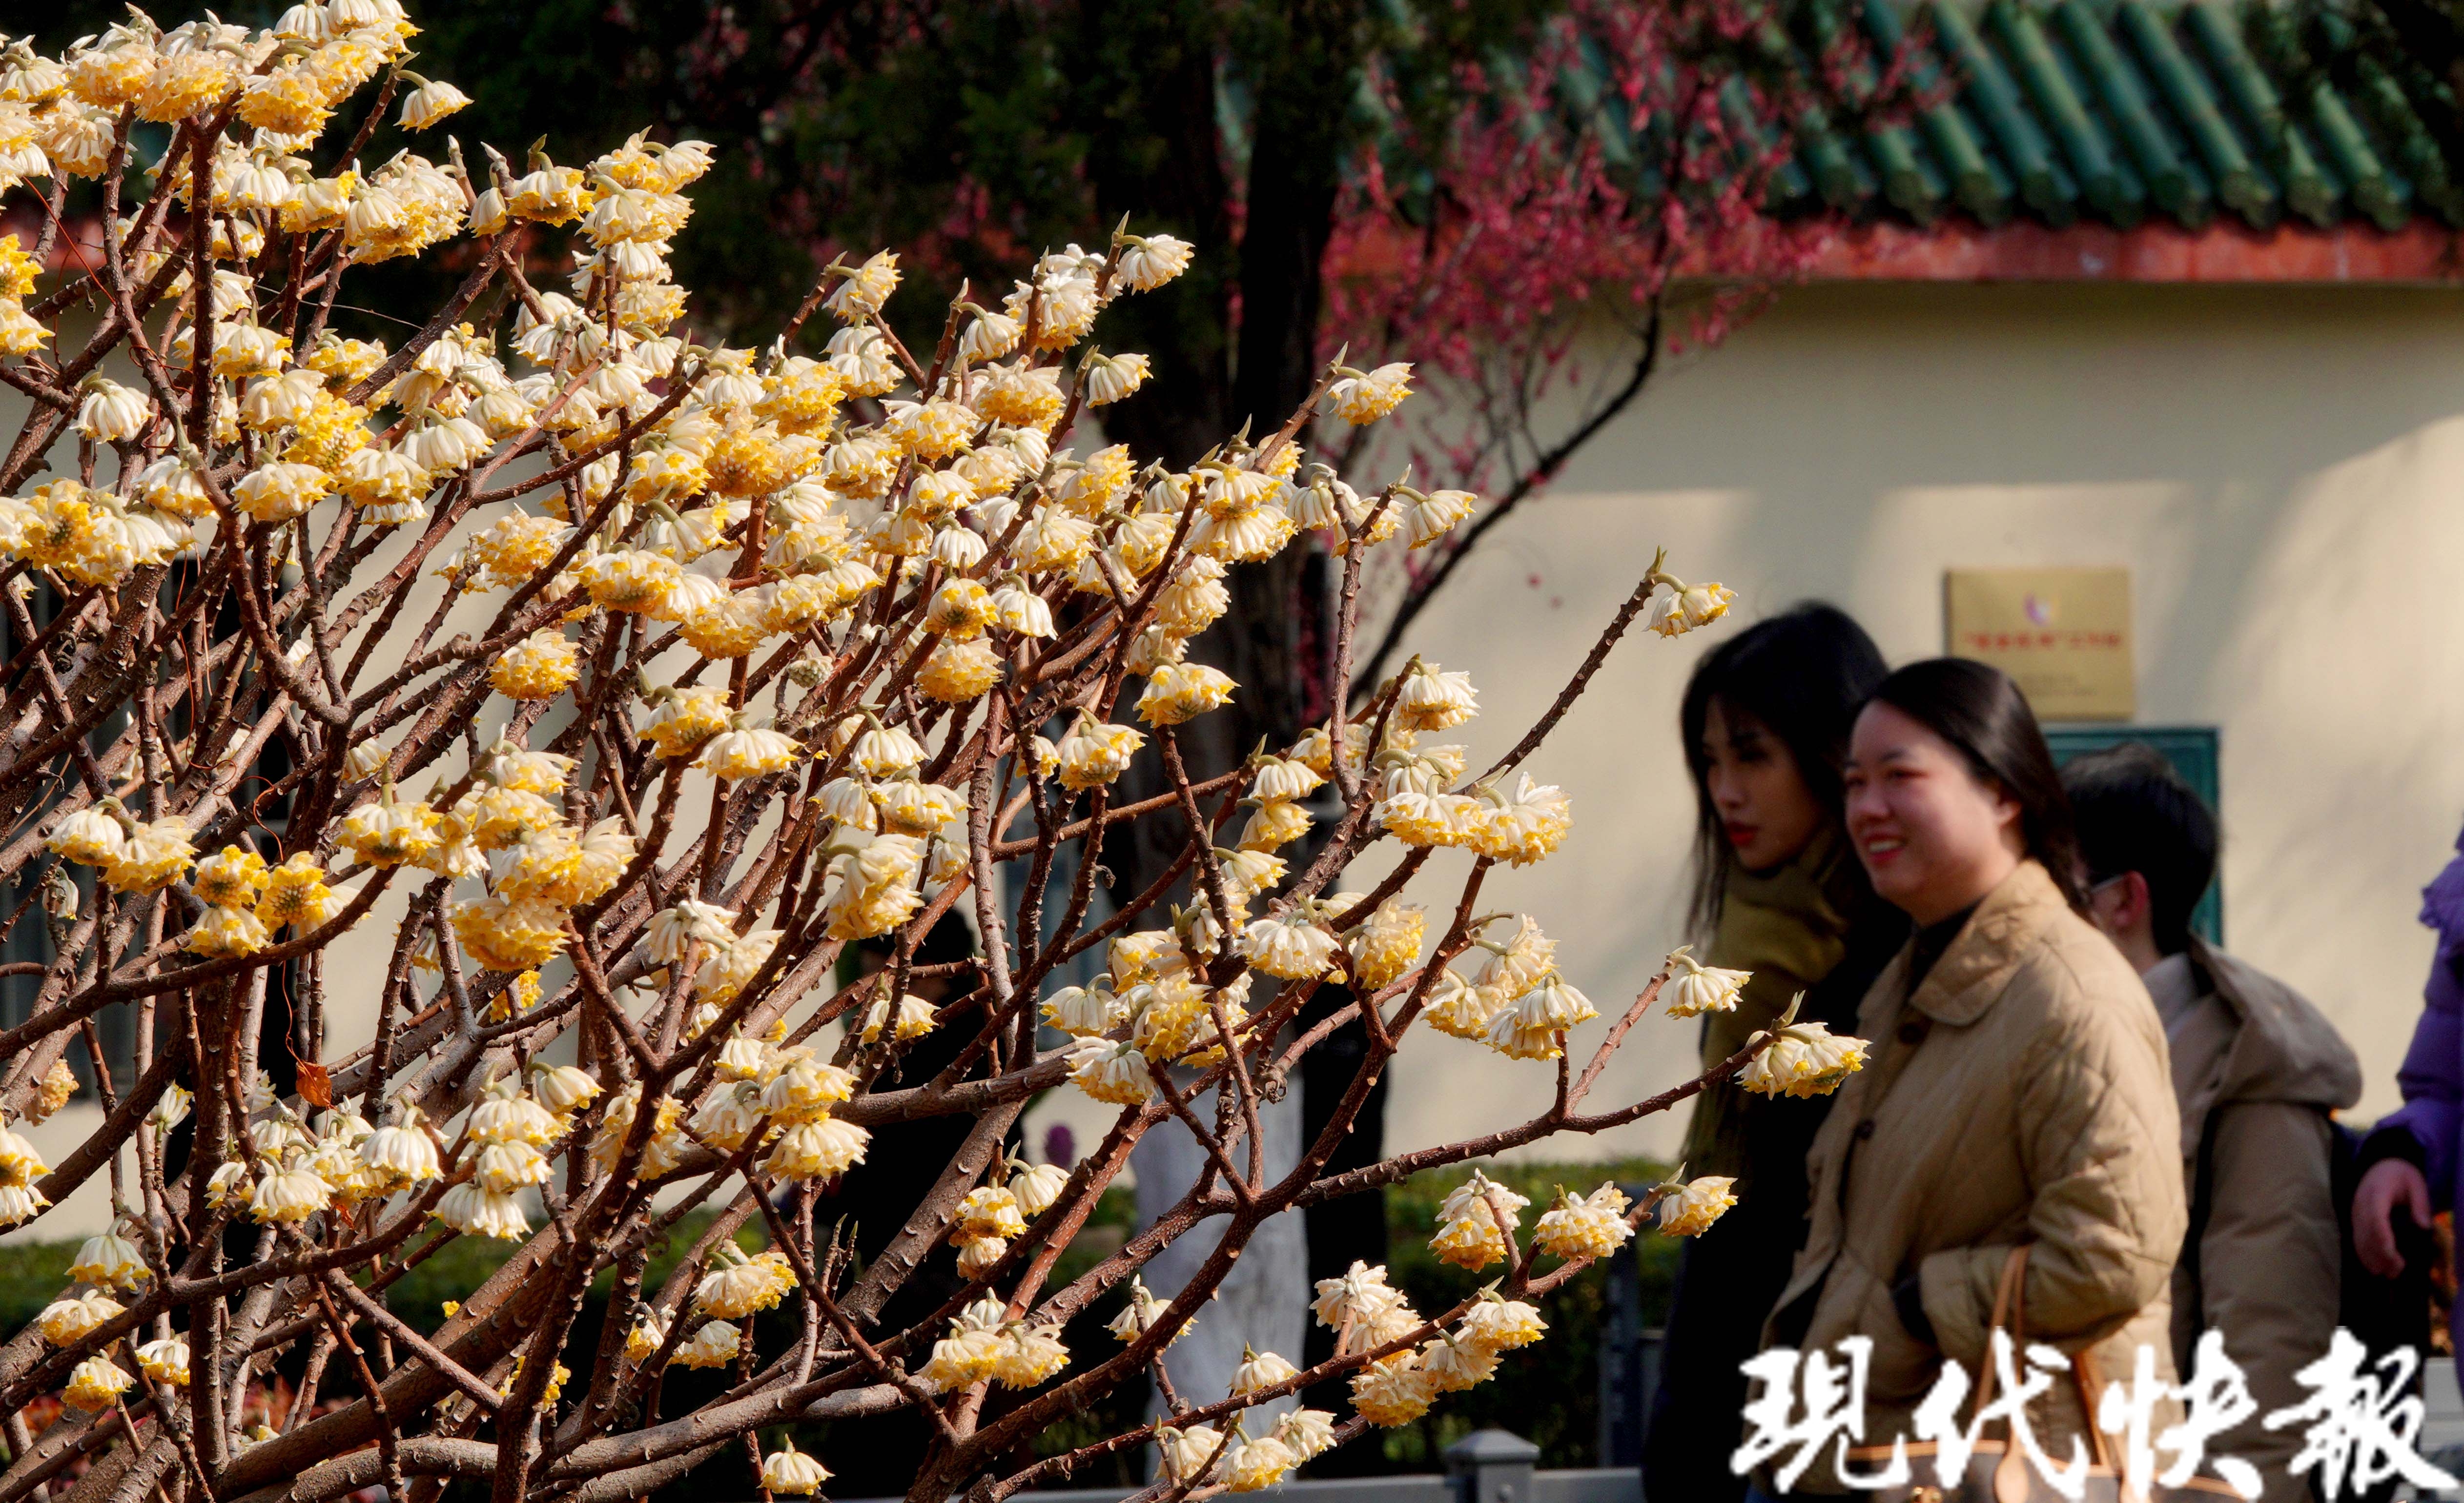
<box><xmin>1073</xmin><ymin>0</ymin><xmax>1237</xmax><ymax>470</ymax></box>
<box><xmin>1080</xmin><ymin>0</ymin><xmax>1388</xmax><ymax>1407</ymax></box>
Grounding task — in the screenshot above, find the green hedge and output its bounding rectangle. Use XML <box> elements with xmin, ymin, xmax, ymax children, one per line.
<box><xmin>0</xmin><ymin>1237</ymin><xmax>73</xmax><ymax>1339</ymax></box>
<box><xmin>1378</xmin><ymin>1156</ymin><xmax>1675</xmax><ymax>1468</ymax></box>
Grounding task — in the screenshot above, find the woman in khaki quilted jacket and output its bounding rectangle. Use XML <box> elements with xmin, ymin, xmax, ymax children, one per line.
<box><xmin>1747</xmin><ymin>660</ymin><xmax>2185</xmax><ymax>1497</ymax></box>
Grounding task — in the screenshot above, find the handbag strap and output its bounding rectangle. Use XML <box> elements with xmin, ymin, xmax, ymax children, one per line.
<box><xmin>1975</xmin><ymin>1243</ymin><xmax>2133</xmax><ymax>1490</ymax></box>
<box><xmin>1985</xmin><ymin>1247</ymin><xmax>2034</xmax><ymax>1503</ymax></box>
<box><xmin>1969</xmin><ymin>1243</ymin><xmax>2032</xmax><ymax>1418</ymax></box>
<box><xmin>2072</xmin><ymin>1347</ymin><xmax>2123</xmax><ymax>1476</ymax></box>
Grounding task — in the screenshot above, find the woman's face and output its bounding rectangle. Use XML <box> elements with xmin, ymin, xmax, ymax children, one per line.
<box><xmin>1843</xmin><ymin>701</ymin><xmax>2025</xmax><ymax>925</ymax></box>
<box><xmin>1701</xmin><ymin>698</ymin><xmax>1824</xmax><ymax>873</ymax></box>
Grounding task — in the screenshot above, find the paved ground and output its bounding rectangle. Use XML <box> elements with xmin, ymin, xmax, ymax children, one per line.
<box><xmin>2419</xmin><ymin>1356</ymin><xmax>2464</xmax><ymax>1499</ymax></box>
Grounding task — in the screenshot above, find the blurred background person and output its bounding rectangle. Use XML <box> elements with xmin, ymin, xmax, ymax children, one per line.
<box><xmin>2353</xmin><ymin>821</ymin><xmax>2464</xmax><ymax>1393</ymax></box>
<box><xmin>1748</xmin><ymin>660</ymin><xmax>2182</xmax><ymax>1498</ymax></box>
<box><xmin>1644</xmin><ymin>603</ymin><xmax>1901</xmax><ymax>1503</ymax></box>
<box><xmin>2066</xmin><ymin>744</ymin><xmax>2361</xmax><ymax>1503</ymax></box>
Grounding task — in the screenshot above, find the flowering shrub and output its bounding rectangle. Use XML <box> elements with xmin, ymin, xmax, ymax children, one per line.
<box><xmin>0</xmin><ymin>5</ymin><xmax>1866</xmax><ymax>1500</ymax></box>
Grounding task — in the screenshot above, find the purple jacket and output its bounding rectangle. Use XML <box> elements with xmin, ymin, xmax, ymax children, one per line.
<box><xmin>2372</xmin><ymin>825</ymin><xmax>2464</xmax><ymax>1343</ymax></box>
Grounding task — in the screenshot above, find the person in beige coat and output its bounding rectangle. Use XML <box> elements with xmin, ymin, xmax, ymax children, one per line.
<box><xmin>2066</xmin><ymin>743</ymin><xmax>2362</xmax><ymax>1503</ymax></box>
<box><xmin>1748</xmin><ymin>661</ymin><xmax>2185</xmax><ymax>1498</ymax></box>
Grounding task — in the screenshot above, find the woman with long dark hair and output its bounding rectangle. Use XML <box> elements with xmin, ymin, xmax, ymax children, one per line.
<box><xmin>1643</xmin><ymin>604</ymin><xmax>1901</xmax><ymax>1503</ymax></box>
<box><xmin>1746</xmin><ymin>660</ymin><xmax>2184</xmax><ymax>1497</ymax></box>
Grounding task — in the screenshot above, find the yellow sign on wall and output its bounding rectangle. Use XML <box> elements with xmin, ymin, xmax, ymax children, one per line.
<box><xmin>1943</xmin><ymin>567</ymin><xmax>2134</xmax><ymax>722</ymax></box>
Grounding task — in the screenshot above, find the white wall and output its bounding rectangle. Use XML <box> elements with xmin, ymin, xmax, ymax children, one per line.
<box><xmin>1360</xmin><ymin>280</ymin><xmax>2464</xmax><ymax>1163</ymax></box>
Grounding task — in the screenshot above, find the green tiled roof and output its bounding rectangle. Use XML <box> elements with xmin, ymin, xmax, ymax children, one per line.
<box><xmin>1768</xmin><ymin>0</ymin><xmax>2464</xmax><ymax>231</ymax></box>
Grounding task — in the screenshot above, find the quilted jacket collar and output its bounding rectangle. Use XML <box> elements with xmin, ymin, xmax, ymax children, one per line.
<box><xmin>1903</xmin><ymin>859</ymin><xmax>2071</xmax><ymax>1026</ymax></box>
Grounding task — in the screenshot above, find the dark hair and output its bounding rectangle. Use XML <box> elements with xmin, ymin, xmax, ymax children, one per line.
<box><xmin>1865</xmin><ymin>658</ymin><xmax>2087</xmax><ymax>913</ymax></box>
<box><xmin>2062</xmin><ymin>743</ymin><xmax>2217</xmax><ymax>955</ymax></box>
<box><xmin>1682</xmin><ymin>603</ymin><xmax>1889</xmax><ymax>933</ymax></box>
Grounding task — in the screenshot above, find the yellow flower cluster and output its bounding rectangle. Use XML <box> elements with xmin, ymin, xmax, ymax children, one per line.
<box><xmin>489</xmin><ymin>631</ymin><xmax>581</xmax><ymax>700</ymax></box>
<box><xmin>0</xmin><ymin>233</ymin><xmax>38</xmax><ymax>354</ymax></box>
<box><xmin>45</xmin><ymin>806</ymin><xmax>354</xmax><ymax>959</ymax></box>
<box><xmin>63</xmin><ymin>1355</ymin><xmax>134</xmax><ymax>1411</ymax></box>
<box><xmin>1741</xmin><ymin>1020</ymin><xmax>1869</xmax><ymax>1098</ymax></box>
<box><xmin>494</xmin><ymin>1355</ymin><xmax>571</xmax><ymax>1406</ymax></box>
<box><xmin>1343</xmin><ymin>898</ymin><xmax>1425</xmax><ymax>990</ymax></box>
<box><xmin>919</xmin><ymin>1297</ymin><xmax>1071</xmax><ymax>1393</ymax></box>
<box><xmin>0</xmin><ymin>9</ymin><xmax>1757</xmax><ymax>1465</ymax></box>
<box><xmin>27</xmin><ymin>1059</ymin><xmax>76</xmax><ymax>1123</ymax></box>
<box><xmin>0</xmin><ymin>479</ymin><xmax>194</xmax><ymax>587</ymax></box>
<box><xmin>85</xmin><ymin>810</ymin><xmax>194</xmax><ymax>896</ymax></box>
<box><xmin>332</xmin><ymin>746</ymin><xmax>631</xmax><ymax>976</ymax></box>
<box><xmin>1481</xmin><ymin>972</ymin><xmax>1601</xmax><ymax>1062</ymax></box>
<box><xmin>1053</xmin><ymin>714</ymin><xmax>1145</xmax><ymax>792</ymax></box>
<box><xmin>136</xmin><ymin>1335</ymin><xmax>190</xmax><ymax>1387</ymax></box>
<box><xmin>1413</xmin><ymin>914</ymin><xmax>1578</xmax><ymax>1056</ymax></box>
<box><xmin>1238</xmin><ymin>907</ymin><xmax>1340</xmax><ymax>980</ymax></box>
<box><xmin>640</xmin><ymin>1026</ymin><xmax>871</xmax><ymax>1184</ymax></box>
<box><xmin>588</xmin><ymin>1086</ymin><xmax>684</xmax><ymax>1180</ymax></box>
<box><xmin>821</xmin><ymin>831</ymin><xmax>929</xmax><ymax>942</ymax></box>
<box><xmin>1655</xmin><ymin>1175</ymin><xmax>1740</xmax><ymax>1238</ymax></box>
<box><xmin>1662</xmin><ymin>944</ymin><xmax>1752</xmax><ymax>1017</ymax></box>
<box><xmin>1263</xmin><ymin>677</ymin><xmax>1565</xmax><ymax>869</ymax></box>
<box><xmin>37</xmin><ymin>1289</ymin><xmax>123</xmax><ymax>1347</ymax></box>
<box><xmin>1066</xmin><ymin>1038</ymin><xmax>1155</xmax><ymax>1107</ymax></box>
<box><xmin>949</xmin><ymin>1183</ymin><xmax>1028</xmax><ymax>1277</ymax></box>
<box><xmin>761</xmin><ymin>1440</ymin><xmax>832</xmax><ymax>1497</ymax></box>
<box><xmin>1426</xmin><ymin>1171</ymin><xmax>1530</xmax><ymax>1272</ymax></box>
<box><xmin>692</xmin><ymin>1243</ymin><xmax>797</xmax><ymax>1320</ymax></box>
<box><xmin>360</xmin><ymin>1108</ymin><xmax>444</xmax><ymax>1192</ymax></box>
<box><xmin>1646</xmin><ymin>577</ymin><xmax>1738</xmax><ymax>638</ymax></box>
<box><xmin>1104</xmin><ymin>1273</ymin><xmax>1190</xmax><ymax>1347</ymax></box>
<box><xmin>671</xmin><ymin>1319</ymin><xmax>741</xmax><ymax>1369</ymax></box>
<box><xmin>1532</xmin><ymin>1183</ymin><xmax>1636</xmax><ymax>1259</ymax></box>
<box><xmin>1302</xmin><ymin>1256</ymin><xmax>1546</xmax><ymax>1430</ymax></box>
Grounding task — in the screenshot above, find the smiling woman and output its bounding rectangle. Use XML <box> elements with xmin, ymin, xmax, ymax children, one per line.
<box><xmin>1845</xmin><ymin>658</ymin><xmax>2087</xmax><ymax>928</ymax></box>
<box><xmin>1749</xmin><ymin>658</ymin><xmax>2184</xmax><ymax>1494</ymax></box>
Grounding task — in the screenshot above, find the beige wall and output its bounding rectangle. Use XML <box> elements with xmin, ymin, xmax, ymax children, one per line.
<box><xmin>1355</xmin><ymin>280</ymin><xmax>2464</xmax><ymax>1164</ymax></box>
